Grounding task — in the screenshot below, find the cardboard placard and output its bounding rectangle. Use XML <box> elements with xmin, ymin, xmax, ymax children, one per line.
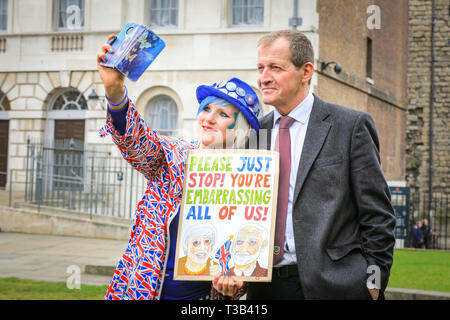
<box><xmin>174</xmin><ymin>149</ymin><xmax>279</xmax><ymax>282</ymax></box>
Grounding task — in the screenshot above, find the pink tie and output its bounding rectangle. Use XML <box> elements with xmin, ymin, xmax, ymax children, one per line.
<box><xmin>274</xmin><ymin>116</ymin><xmax>295</xmax><ymax>264</ymax></box>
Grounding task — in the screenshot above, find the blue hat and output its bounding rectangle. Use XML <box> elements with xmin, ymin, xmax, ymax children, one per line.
<box><xmin>196</xmin><ymin>77</ymin><xmax>261</xmax><ymax>131</ymax></box>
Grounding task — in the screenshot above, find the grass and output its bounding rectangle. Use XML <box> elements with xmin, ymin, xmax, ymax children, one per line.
<box><xmin>0</xmin><ymin>249</ymin><xmax>448</xmax><ymax>299</ymax></box>
<box><xmin>0</xmin><ymin>277</ymin><xmax>108</xmax><ymax>300</ymax></box>
<box><xmin>388</xmin><ymin>249</ymin><xmax>450</xmax><ymax>292</ymax></box>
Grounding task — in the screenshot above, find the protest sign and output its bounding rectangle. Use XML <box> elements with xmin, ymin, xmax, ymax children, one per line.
<box><xmin>174</xmin><ymin>149</ymin><xmax>279</xmax><ymax>282</ymax></box>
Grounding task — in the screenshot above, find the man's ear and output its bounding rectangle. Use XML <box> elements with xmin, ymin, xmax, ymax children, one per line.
<box><xmin>302</xmin><ymin>62</ymin><xmax>315</xmax><ymax>84</ymax></box>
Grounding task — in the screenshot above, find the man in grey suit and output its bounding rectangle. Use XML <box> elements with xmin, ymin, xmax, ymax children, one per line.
<box><xmin>249</xmin><ymin>30</ymin><xmax>396</xmax><ymax>300</ymax></box>
<box><xmin>214</xmin><ymin>30</ymin><xmax>396</xmax><ymax>300</ymax></box>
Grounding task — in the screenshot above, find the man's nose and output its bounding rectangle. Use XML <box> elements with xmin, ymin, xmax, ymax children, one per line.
<box><xmin>259</xmin><ymin>68</ymin><xmax>272</xmax><ymax>85</ymax></box>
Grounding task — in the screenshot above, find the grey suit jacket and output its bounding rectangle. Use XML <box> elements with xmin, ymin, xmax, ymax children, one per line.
<box><xmin>256</xmin><ymin>94</ymin><xmax>396</xmax><ymax>299</ymax></box>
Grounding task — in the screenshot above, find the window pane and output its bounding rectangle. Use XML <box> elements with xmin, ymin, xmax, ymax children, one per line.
<box><xmin>148</xmin><ymin>0</ymin><xmax>178</xmax><ymax>27</ymax></box>
<box><xmin>150</xmin><ymin>9</ymin><xmax>159</xmax><ymax>26</ymax></box>
<box><xmin>232</xmin><ymin>0</ymin><xmax>263</xmax><ymax>26</ymax></box>
<box><xmin>255</xmin><ymin>7</ymin><xmax>263</xmax><ymax>22</ymax></box>
<box><xmin>161</xmin><ymin>0</ymin><xmax>169</xmax><ymax>9</ymax></box>
<box><xmin>244</xmin><ymin>7</ymin><xmax>249</xmax><ymax>23</ymax></box>
<box><xmin>161</xmin><ymin>9</ymin><xmax>169</xmax><ymax>26</ymax></box>
<box><xmin>160</xmin><ymin>107</ymin><xmax>169</xmax><ymax>129</ymax></box>
<box><xmin>51</xmin><ymin>89</ymin><xmax>87</xmax><ymax>110</ymax></box>
<box><xmin>0</xmin><ymin>0</ymin><xmax>8</xmax><ymax>31</ymax></box>
<box><xmin>232</xmin><ymin>7</ymin><xmax>240</xmax><ymax>25</ymax></box>
<box><xmin>146</xmin><ymin>95</ymin><xmax>178</xmax><ymax>136</ymax></box>
<box><xmin>171</xmin><ymin>8</ymin><xmax>178</xmax><ymax>26</ymax></box>
<box><xmin>65</xmin><ymin>103</ymin><xmax>79</xmax><ymax>110</ymax></box>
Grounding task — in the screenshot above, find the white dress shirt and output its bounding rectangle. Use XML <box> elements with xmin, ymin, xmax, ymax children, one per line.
<box><xmin>271</xmin><ymin>92</ymin><xmax>314</xmax><ymax>267</ymax></box>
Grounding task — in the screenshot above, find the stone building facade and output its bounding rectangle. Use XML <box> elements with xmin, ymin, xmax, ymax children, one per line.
<box><xmin>406</xmin><ymin>0</ymin><xmax>449</xmax><ymax>199</ymax></box>
<box><xmin>316</xmin><ymin>0</ymin><xmax>408</xmax><ymax>183</ymax></box>
<box><xmin>0</xmin><ymin>0</ymin><xmax>408</xmax><ymax>193</ymax></box>
<box><xmin>0</xmin><ymin>0</ymin><xmax>319</xmax><ymax>190</ymax></box>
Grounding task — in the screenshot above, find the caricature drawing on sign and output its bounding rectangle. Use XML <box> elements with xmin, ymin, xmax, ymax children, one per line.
<box><xmin>174</xmin><ymin>149</ymin><xmax>279</xmax><ymax>282</ymax></box>
<box><xmin>229</xmin><ymin>224</ymin><xmax>268</xmax><ymax>277</ymax></box>
<box><xmin>177</xmin><ymin>223</ymin><xmax>219</xmax><ymax>276</ymax></box>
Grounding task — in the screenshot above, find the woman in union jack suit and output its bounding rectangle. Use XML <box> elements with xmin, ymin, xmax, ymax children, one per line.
<box><xmin>97</xmin><ymin>35</ymin><xmax>261</xmax><ymax>300</ymax></box>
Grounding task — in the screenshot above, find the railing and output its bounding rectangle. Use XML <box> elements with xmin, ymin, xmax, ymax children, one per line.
<box><xmin>19</xmin><ymin>138</ymin><xmax>147</xmax><ymax>220</ymax></box>
<box><xmin>408</xmin><ymin>192</ymin><xmax>449</xmax><ymax>250</ymax></box>
<box><xmin>51</xmin><ymin>34</ymin><xmax>84</xmax><ymax>52</ymax></box>
<box><xmin>4</xmin><ymin>140</ymin><xmax>449</xmax><ymax>250</ymax></box>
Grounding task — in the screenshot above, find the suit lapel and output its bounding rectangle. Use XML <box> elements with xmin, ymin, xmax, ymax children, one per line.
<box><xmin>259</xmin><ymin>111</ymin><xmax>274</xmax><ymax>150</ymax></box>
<box><xmin>292</xmin><ymin>95</ymin><xmax>332</xmax><ymax>206</ymax></box>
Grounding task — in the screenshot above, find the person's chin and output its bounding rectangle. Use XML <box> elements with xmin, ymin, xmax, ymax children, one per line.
<box><xmin>200</xmin><ymin>139</ymin><xmax>214</xmax><ymax>149</ymax></box>
<box><xmin>262</xmin><ymin>94</ymin><xmax>277</xmax><ymax>106</ymax></box>
<box><xmin>199</xmin><ymin>133</ymin><xmax>214</xmax><ymax>145</ymax></box>
<box><xmin>201</xmin><ymin>137</ymin><xmax>224</xmax><ymax>149</ymax></box>
<box><xmin>194</xmin><ymin>256</ymin><xmax>208</xmax><ymax>265</ymax></box>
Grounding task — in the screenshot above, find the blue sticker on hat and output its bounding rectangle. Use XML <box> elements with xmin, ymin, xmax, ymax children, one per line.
<box><xmin>226</xmin><ymin>82</ymin><xmax>237</xmax><ymax>91</ymax></box>
<box><xmin>236</xmin><ymin>87</ymin><xmax>246</xmax><ymax>97</ymax></box>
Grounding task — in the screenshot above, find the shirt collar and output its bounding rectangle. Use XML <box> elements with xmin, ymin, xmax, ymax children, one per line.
<box><xmin>273</xmin><ymin>91</ymin><xmax>314</xmax><ymax>126</ymax></box>
<box><xmin>235</xmin><ymin>263</ymin><xmax>257</xmax><ymax>277</ymax></box>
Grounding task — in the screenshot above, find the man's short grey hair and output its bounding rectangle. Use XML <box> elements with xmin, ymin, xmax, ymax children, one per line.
<box><xmin>258</xmin><ymin>30</ymin><xmax>314</xmax><ymax>69</ymax></box>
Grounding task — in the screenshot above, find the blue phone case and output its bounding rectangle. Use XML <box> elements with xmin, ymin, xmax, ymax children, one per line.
<box><xmin>100</xmin><ymin>22</ymin><xmax>166</xmax><ymax>81</ymax></box>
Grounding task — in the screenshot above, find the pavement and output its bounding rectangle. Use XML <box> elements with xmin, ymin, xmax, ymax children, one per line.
<box><xmin>0</xmin><ymin>189</ymin><xmax>128</xmax><ymax>288</ymax></box>
<box><xmin>0</xmin><ymin>231</ymin><xmax>127</xmax><ymax>287</ymax></box>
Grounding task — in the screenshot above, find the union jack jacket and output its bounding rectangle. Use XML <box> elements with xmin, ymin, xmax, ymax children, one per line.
<box><xmin>100</xmin><ymin>101</ymin><xmax>198</xmax><ymax>299</ymax></box>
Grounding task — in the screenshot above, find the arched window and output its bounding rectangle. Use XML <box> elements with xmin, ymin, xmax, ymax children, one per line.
<box><xmin>145</xmin><ymin>95</ymin><xmax>178</xmax><ymax>136</ymax></box>
<box><xmin>50</xmin><ymin>88</ymin><xmax>87</xmax><ymax>110</ymax></box>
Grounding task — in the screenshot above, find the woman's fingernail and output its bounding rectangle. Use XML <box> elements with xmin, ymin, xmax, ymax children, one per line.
<box><xmin>109</xmin><ymin>48</ymin><xmax>113</xmax><ymax>53</ymax></box>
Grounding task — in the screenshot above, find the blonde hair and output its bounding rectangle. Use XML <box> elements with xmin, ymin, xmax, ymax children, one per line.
<box><xmin>229</xmin><ymin>112</ymin><xmax>252</xmax><ymax>149</ymax></box>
